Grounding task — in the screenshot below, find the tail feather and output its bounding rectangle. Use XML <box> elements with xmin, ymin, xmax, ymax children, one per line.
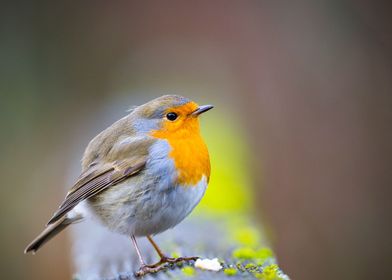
<box><xmin>24</xmin><ymin>215</ymin><xmax>81</xmax><ymax>254</ymax></box>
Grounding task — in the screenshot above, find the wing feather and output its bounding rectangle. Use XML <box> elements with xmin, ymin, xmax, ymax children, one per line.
<box><xmin>47</xmin><ymin>159</ymin><xmax>146</xmax><ymax>225</ymax></box>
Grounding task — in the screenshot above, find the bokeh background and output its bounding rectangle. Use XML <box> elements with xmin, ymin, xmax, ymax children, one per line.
<box><xmin>1</xmin><ymin>1</ymin><xmax>391</xmax><ymax>279</ymax></box>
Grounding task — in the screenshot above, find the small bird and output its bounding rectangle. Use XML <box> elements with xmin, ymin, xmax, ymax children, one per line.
<box><xmin>25</xmin><ymin>95</ymin><xmax>213</xmax><ymax>276</ymax></box>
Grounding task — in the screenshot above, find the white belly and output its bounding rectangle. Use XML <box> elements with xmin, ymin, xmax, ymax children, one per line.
<box><xmin>81</xmin><ymin>139</ymin><xmax>208</xmax><ymax>236</ymax></box>
<box><xmin>88</xmin><ymin>175</ymin><xmax>207</xmax><ymax>236</ymax></box>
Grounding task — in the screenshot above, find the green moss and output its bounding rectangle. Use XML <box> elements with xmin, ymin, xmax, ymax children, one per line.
<box><xmin>232</xmin><ymin>247</ymin><xmax>257</xmax><ymax>259</ymax></box>
<box><xmin>232</xmin><ymin>245</ymin><xmax>275</xmax><ymax>268</ymax></box>
<box><xmin>181</xmin><ymin>266</ymin><xmax>196</xmax><ymax>276</ymax></box>
<box><xmin>255</xmin><ymin>248</ymin><xmax>274</xmax><ymax>261</ymax></box>
<box><xmin>255</xmin><ymin>264</ymin><xmax>281</xmax><ymax>280</ymax></box>
<box><xmin>223</xmin><ymin>267</ymin><xmax>238</xmax><ymax>276</ymax></box>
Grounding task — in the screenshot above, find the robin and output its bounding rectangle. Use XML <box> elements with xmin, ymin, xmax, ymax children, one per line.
<box><xmin>24</xmin><ymin>95</ymin><xmax>214</xmax><ymax>276</ymax></box>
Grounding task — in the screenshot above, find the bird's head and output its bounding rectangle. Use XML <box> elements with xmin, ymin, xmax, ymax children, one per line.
<box><xmin>133</xmin><ymin>95</ymin><xmax>213</xmax><ymax>138</ymax></box>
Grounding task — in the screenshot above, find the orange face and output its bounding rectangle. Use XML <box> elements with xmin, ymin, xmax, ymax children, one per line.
<box><xmin>156</xmin><ymin>102</ymin><xmax>200</xmax><ymax>134</ymax></box>
<box><xmin>151</xmin><ymin>102</ymin><xmax>211</xmax><ymax>186</ymax></box>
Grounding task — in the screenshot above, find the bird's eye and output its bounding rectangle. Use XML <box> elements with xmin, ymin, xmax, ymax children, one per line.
<box><xmin>166</xmin><ymin>112</ymin><xmax>178</xmax><ymax>121</ymax></box>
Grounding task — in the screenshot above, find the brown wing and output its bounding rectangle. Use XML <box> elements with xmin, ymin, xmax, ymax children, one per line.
<box><xmin>46</xmin><ymin>158</ymin><xmax>146</xmax><ymax>225</ymax></box>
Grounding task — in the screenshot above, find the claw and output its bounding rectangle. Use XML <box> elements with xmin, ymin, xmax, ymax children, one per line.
<box><xmin>163</xmin><ymin>256</ymin><xmax>199</xmax><ymax>263</ymax></box>
<box><xmin>135</xmin><ymin>263</ymin><xmax>167</xmax><ymax>277</ymax></box>
<box><xmin>135</xmin><ymin>256</ymin><xmax>199</xmax><ymax>277</ymax></box>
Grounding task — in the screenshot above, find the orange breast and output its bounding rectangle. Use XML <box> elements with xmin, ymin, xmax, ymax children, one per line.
<box><xmin>151</xmin><ymin>118</ymin><xmax>210</xmax><ymax>186</ymax></box>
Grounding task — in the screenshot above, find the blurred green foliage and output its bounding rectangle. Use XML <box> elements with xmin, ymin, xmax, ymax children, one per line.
<box><xmin>196</xmin><ymin>111</ymin><xmax>253</xmax><ymax>214</ymax></box>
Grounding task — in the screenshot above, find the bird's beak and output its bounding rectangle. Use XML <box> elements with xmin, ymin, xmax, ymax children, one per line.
<box><xmin>191</xmin><ymin>105</ymin><xmax>214</xmax><ymax>116</ymax></box>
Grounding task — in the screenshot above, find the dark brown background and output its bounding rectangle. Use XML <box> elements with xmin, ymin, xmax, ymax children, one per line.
<box><xmin>1</xmin><ymin>1</ymin><xmax>391</xmax><ymax>279</ymax></box>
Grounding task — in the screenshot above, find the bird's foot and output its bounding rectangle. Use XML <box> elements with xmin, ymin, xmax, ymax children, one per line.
<box><xmin>135</xmin><ymin>263</ymin><xmax>167</xmax><ymax>277</ymax></box>
<box><xmin>147</xmin><ymin>255</ymin><xmax>199</xmax><ymax>267</ymax></box>
<box><xmin>135</xmin><ymin>256</ymin><xmax>199</xmax><ymax>276</ymax></box>
<box><xmin>160</xmin><ymin>256</ymin><xmax>199</xmax><ymax>264</ymax></box>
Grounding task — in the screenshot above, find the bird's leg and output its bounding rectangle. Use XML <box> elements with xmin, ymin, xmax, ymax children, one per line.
<box><xmin>147</xmin><ymin>235</ymin><xmax>168</xmax><ymax>260</ymax></box>
<box><xmin>146</xmin><ymin>235</ymin><xmax>199</xmax><ymax>267</ymax></box>
<box><xmin>131</xmin><ymin>235</ymin><xmax>146</xmax><ymax>266</ymax></box>
<box><xmin>131</xmin><ymin>235</ymin><xmax>167</xmax><ymax>277</ymax></box>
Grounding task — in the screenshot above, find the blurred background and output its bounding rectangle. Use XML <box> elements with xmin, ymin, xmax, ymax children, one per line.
<box><xmin>1</xmin><ymin>1</ymin><xmax>391</xmax><ymax>279</ymax></box>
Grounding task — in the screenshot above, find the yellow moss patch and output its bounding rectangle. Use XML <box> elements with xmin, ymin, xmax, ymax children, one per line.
<box><xmin>223</xmin><ymin>267</ymin><xmax>238</xmax><ymax>276</ymax></box>
<box><xmin>232</xmin><ymin>247</ymin><xmax>257</xmax><ymax>259</ymax></box>
<box><xmin>255</xmin><ymin>264</ymin><xmax>281</xmax><ymax>280</ymax></box>
<box><xmin>181</xmin><ymin>266</ymin><xmax>196</xmax><ymax>276</ymax></box>
<box><xmin>256</xmin><ymin>248</ymin><xmax>274</xmax><ymax>260</ymax></box>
